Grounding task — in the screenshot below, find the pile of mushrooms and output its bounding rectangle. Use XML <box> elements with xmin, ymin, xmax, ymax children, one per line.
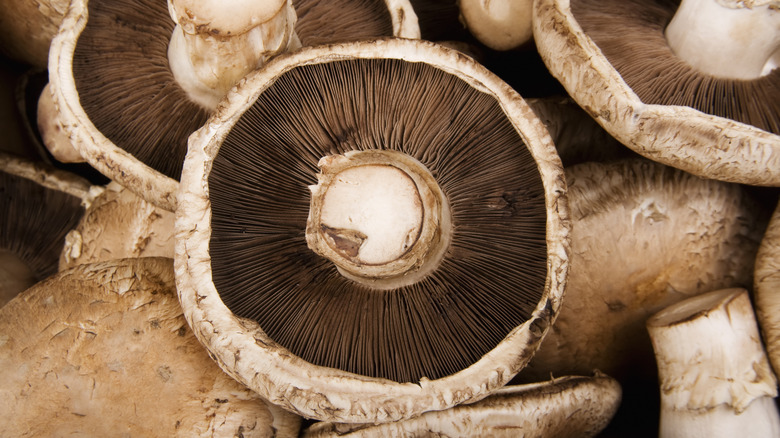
<box><xmin>1</xmin><ymin>0</ymin><xmax>780</xmax><ymax>436</ymax></box>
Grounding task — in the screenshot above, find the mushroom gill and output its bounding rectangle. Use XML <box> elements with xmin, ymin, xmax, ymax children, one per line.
<box><xmin>570</xmin><ymin>0</ymin><xmax>780</xmax><ymax>134</ymax></box>
<box><xmin>293</xmin><ymin>0</ymin><xmax>393</xmax><ymax>46</ymax></box>
<box><xmin>0</xmin><ymin>154</ymin><xmax>90</xmax><ymax>303</ymax></box>
<box><xmin>66</xmin><ymin>0</ymin><xmax>415</xmax><ymax>190</ymax></box>
<box><xmin>207</xmin><ymin>57</ymin><xmax>549</xmax><ymax>383</ymax></box>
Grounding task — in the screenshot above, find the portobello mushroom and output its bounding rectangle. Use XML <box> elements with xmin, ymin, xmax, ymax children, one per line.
<box><xmin>176</xmin><ymin>38</ymin><xmax>569</xmax><ymax>423</ymax></box>
<box><xmin>533</xmin><ymin>0</ymin><xmax>780</xmax><ymax>186</ymax></box>
<box><xmin>48</xmin><ymin>0</ymin><xmax>419</xmax><ymax>211</ymax></box>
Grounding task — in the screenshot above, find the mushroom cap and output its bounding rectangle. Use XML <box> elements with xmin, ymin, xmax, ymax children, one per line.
<box><xmin>532</xmin><ymin>0</ymin><xmax>780</xmax><ymax>186</ymax></box>
<box><xmin>175</xmin><ymin>38</ymin><xmax>569</xmax><ymax>423</ymax></box>
<box><xmin>302</xmin><ymin>373</ymin><xmax>621</xmax><ymax>437</ymax></box>
<box><xmin>0</xmin><ymin>0</ymin><xmax>69</xmax><ymax>67</ymax></box>
<box><xmin>0</xmin><ymin>152</ymin><xmax>95</xmax><ymax>304</ymax></box>
<box><xmin>0</xmin><ymin>257</ymin><xmax>302</xmax><ymax>437</ymax></box>
<box><xmin>754</xmin><ymin>199</ymin><xmax>780</xmax><ymax>377</ymax></box>
<box><xmin>49</xmin><ymin>0</ymin><xmax>420</xmax><ymax>212</ymax></box>
<box><xmin>59</xmin><ymin>181</ymin><xmax>175</xmax><ymax>271</ymax></box>
<box><xmin>520</xmin><ymin>158</ymin><xmax>768</xmax><ymax>381</ymax></box>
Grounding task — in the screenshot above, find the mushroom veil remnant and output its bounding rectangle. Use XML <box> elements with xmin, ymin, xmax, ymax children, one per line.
<box><xmin>533</xmin><ymin>0</ymin><xmax>780</xmax><ymax>186</ymax></box>
<box><xmin>176</xmin><ymin>38</ymin><xmax>569</xmax><ymax>423</ymax></box>
<box><xmin>48</xmin><ymin>0</ymin><xmax>420</xmax><ymax>211</ymax></box>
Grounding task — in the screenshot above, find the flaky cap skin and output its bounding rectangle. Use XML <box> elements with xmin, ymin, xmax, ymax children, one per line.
<box><xmin>0</xmin><ymin>257</ymin><xmax>301</xmax><ymax>437</ymax></box>
<box><xmin>532</xmin><ymin>0</ymin><xmax>780</xmax><ymax>186</ymax></box>
<box><xmin>175</xmin><ymin>38</ymin><xmax>569</xmax><ymax>424</ymax></box>
<box><xmin>302</xmin><ymin>373</ymin><xmax>621</xmax><ymax>437</ymax></box>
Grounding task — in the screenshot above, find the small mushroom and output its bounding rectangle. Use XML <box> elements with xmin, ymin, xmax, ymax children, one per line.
<box><xmin>59</xmin><ymin>181</ymin><xmax>175</xmax><ymax>270</ymax></box>
<box><xmin>48</xmin><ymin>0</ymin><xmax>420</xmax><ymax>211</ymax></box>
<box><xmin>533</xmin><ymin>0</ymin><xmax>780</xmax><ymax>186</ymax></box>
<box><xmin>647</xmin><ymin>288</ymin><xmax>780</xmax><ymax>437</ymax></box>
<box><xmin>459</xmin><ymin>0</ymin><xmax>534</xmax><ymax>51</ymax></box>
<box><xmin>754</xmin><ymin>198</ymin><xmax>780</xmax><ymax>377</ymax></box>
<box><xmin>176</xmin><ymin>38</ymin><xmax>569</xmax><ymax>423</ymax></box>
<box><xmin>302</xmin><ymin>373</ymin><xmax>621</xmax><ymax>437</ymax></box>
<box><xmin>0</xmin><ymin>257</ymin><xmax>302</xmax><ymax>437</ymax></box>
<box><xmin>0</xmin><ymin>152</ymin><xmax>96</xmax><ymax>304</ymax></box>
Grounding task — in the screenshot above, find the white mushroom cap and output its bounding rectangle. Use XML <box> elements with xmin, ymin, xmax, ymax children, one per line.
<box><xmin>175</xmin><ymin>38</ymin><xmax>569</xmax><ymax>423</ymax></box>
<box><xmin>0</xmin><ymin>257</ymin><xmax>301</xmax><ymax>437</ymax></box>
<box><xmin>532</xmin><ymin>0</ymin><xmax>780</xmax><ymax>186</ymax></box>
<box><xmin>302</xmin><ymin>373</ymin><xmax>621</xmax><ymax>437</ymax></box>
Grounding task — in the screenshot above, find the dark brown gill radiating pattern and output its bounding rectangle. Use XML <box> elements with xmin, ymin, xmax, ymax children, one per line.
<box><xmin>571</xmin><ymin>0</ymin><xmax>780</xmax><ymax>135</ymax></box>
<box><xmin>208</xmin><ymin>58</ymin><xmax>549</xmax><ymax>383</ymax></box>
<box><xmin>0</xmin><ymin>170</ymin><xmax>85</xmax><ymax>279</ymax></box>
<box><xmin>293</xmin><ymin>0</ymin><xmax>393</xmax><ymax>45</ymax></box>
<box><xmin>72</xmin><ymin>0</ymin><xmax>209</xmax><ymax>181</ymax></box>
<box><xmin>72</xmin><ymin>0</ymin><xmax>397</xmax><ymax>182</ymax></box>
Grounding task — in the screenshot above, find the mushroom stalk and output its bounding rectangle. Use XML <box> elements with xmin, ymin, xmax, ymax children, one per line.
<box><xmin>665</xmin><ymin>0</ymin><xmax>780</xmax><ymax>79</ymax></box>
<box><xmin>167</xmin><ymin>0</ymin><xmax>302</xmax><ymax>110</ymax></box>
<box><xmin>647</xmin><ymin>288</ymin><xmax>780</xmax><ymax>438</ymax></box>
<box><xmin>306</xmin><ymin>150</ymin><xmax>452</xmax><ymax>290</ymax></box>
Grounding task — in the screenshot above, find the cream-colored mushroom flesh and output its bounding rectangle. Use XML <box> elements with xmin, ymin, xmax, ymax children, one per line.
<box><xmin>303</xmin><ymin>374</ymin><xmax>621</xmax><ymax>437</ymax></box>
<box><xmin>176</xmin><ymin>39</ymin><xmax>568</xmax><ymax>422</ymax></box>
<box><xmin>0</xmin><ymin>157</ymin><xmax>89</xmax><ymax>304</ymax></box>
<box><xmin>569</xmin><ymin>0</ymin><xmax>780</xmax><ymax>135</ymax></box>
<box><xmin>208</xmin><ymin>56</ymin><xmax>549</xmax><ymax>383</ymax></box>
<box><xmin>0</xmin><ymin>258</ymin><xmax>302</xmax><ymax>437</ymax></box>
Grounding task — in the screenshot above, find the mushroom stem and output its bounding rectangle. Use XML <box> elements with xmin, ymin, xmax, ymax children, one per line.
<box><xmin>167</xmin><ymin>0</ymin><xmax>302</xmax><ymax>110</ymax></box>
<box><xmin>665</xmin><ymin>0</ymin><xmax>780</xmax><ymax>79</ymax></box>
<box><xmin>306</xmin><ymin>149</ymin><xmax>451</xmax><ymax>290</ymax></box>
<box><xmin>647</xmin><ymin>288</ymin><xmax>780</xmax><ymax>438</ymax></box>
<box><xmin>458</xmin><ymin>0</ymin><xmax>534</xmax><ymax>51</ymax></box>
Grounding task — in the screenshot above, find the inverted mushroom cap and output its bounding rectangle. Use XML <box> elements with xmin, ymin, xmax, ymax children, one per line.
<box><xmin>175</xmin><ymin>38</ymin><xmax>569</xmax><ymax>423</ymax></box>
<box><xmin>0</xmin><ymin>152</ymin><xmax>95</xmax><ymax>304</ymax></box>
<box><xmin>302</xmin><ymin>373</ymin><xmax>621</xmax><ymax>437</ymax></box>
<box><xmin>49</xmin><ymin>0</ymin><xmax>420</xmax><ymax>211</ymax></box>
<box><xmin>0</xmin><ymin>257</ymin><xmax>302</xmax><ymax>437</ymax></box>
<box><xmin>533</xmin><ymin>0</ymin><xmax>780</xmax><ymax>186</ymax></box>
